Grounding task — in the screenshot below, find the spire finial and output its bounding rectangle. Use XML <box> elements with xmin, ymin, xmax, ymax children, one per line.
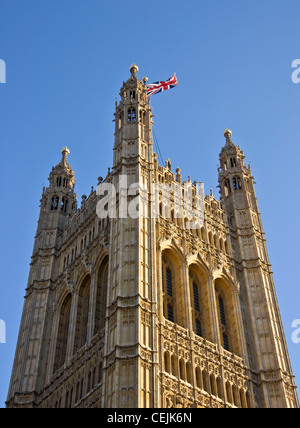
<box><xmin>61</xmin><ymin>146</ymin><xmax>70</xmax><ymax>162</ymax></box>
<box><xmin>224</xmin><ymin>129</ymin><xmax>235</xmax><ymax>148</ymax></box>
<box><xmin>224</xmin><ymin>129</ymin><xmax>232</xmax><ymax>140</ymax></box>
<box><xmin>130</xmin><ymin>64</ymin><xmax>139</xmax><ymax>77</ymax></box>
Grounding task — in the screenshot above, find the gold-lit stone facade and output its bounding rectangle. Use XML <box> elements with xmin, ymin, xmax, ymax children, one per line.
<box><xmin>6</xmin><ymin>66</ymin><xmax>298</xmax><ymax>408</ymax></box>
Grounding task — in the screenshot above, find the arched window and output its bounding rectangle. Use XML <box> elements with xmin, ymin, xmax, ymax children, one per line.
<box><xmin>161</xmin><ymin>249</ymin><xmax>185</xmax><ymax>328</ymax></box>
<box><xmin>226</xmin><ymin>382</ymin><xmax>233</xmax><ymax>404</ymax></box>
<box><xmin>164</xmin><ymin>351</ymin><xmax>171</xmax><ymax>373</ymax></box>
<box><xmin>61</xmin><ymin>197</ymin><xmax>68</xmax><ymax>213</ymax></box>
<box><xmin>56</xmin><ymin>176</ymin><xmax>62</xmax><ymax>187</ymax></box>
<box><xmin>167</xmin><ymin>304</ymin><xmax>174</xmax><ymax>322</ymax></box>
<box><xmin>202</xmin><ymin>370</ymin><xmax>209</xmax><ymax>392</ymax></box>
<box><xmin>118</xmin><ymin>111</ymin><xmax>123</xmax><ymax>129</ymax></box>
<box><xmin>162</xmin><ymin>259</ymin><xmax>175</xmax><ymax>323</ymax></box>
<box><xmin>166</xmin><ymin>268</ymin><xmax>173</xmax><ymax>297</ymax></box>
<box><xmin>171</xmin><ymin>355</ymin><xmax>177</xmax><ymax>377</ymax></box>
<box><xmin>162</xmin><ymin>261</ymin><xmax>176</xmax><ymax>324</ymax></box>
<box><xmin>218</xmin><ymin>296</ymin><xmax>226</xmax><ymax>326</ymax></box>
<box><xmin>195</xmin><ymin>367</ymin><xmax>202</xmax><ymax>389</ymax></box>
<box><xmin>193</xmin><ymin>283</ymin><xmax>200</xmax><ymax>311</ymax></box>
<box><xmin>179</xmin><ymin>359</ymin><xmax>185</xmax><ymax>381</ymax></box>
<box><xmin>171</xmin><ymin>209</ymin><xmax>175</xmax><ymax>223</ymax></box>
<box><xmin>233</xmin><ymin>176</ymin><xmax>242</xmax><ymax>191</ymax></box>
<box><xmin>210</xmin><ymin>374</ymin><xmax>217</xmax><ymax>396</ymax></box>
<box><xmin>224</xmin><ymin>179</ymin><xmax>231</xmax><ymax>197</ymax></box>
<box><xmin>51</xmin><ymin>196</ymin><xmax>59</xmax><ymax>211</ymax></box>
<box><xmin>94</xmin><ymin>255</ymin><xmax>109</xmax><ymax>335</ymax></box>
<box><xmin>53</xmin><ymin>294</ymin><xmax>72</xmax><ymax>372</ymax></box>
<box><xmin>230</xmin><ymin>157</ymin><xmax>236</xmax><ymax>168</ymax></box>
<box><xmin>233</xmin><ymin>385</ymin><xmax>240</xmax><ymax>407</ymax></box>
<box><xmin>195</xmin><ymin>318</ymin><xmax>202</xmax><ymax>337</ymax></box>
<box><xmin>74</xmin><ymin>276</ymin><xmax>91</xmax><ymax>353</ymax></box>
<box><xmin>222</xmin><ymin>332</ymin><xmax>230</xmax><ymax>351</ymax></box>
<box><xmin>128</xmin><ymin>107</ymin><xmax>136</xmax><ymax>123</ymax></box>
<box><xmin>189</xmin><ymin>265</ymin><xmax>211</xmax><ymax>340</ymax></box>
<box><xmin>186</xmin><ymin>362</ymin><xmax>192</xmax><ymax>384</ymax></box>
<box><xmin>215</xmin><ymin>278</ymin><xmax>241</xmax><ymax>354</ymax></box>
<box><xmin>192</xmin><ymin>281</ymin><xmax>202</xmax><ymax>337</ymax></box>
<box><xmin>213</xmin><ymin>235</ymin><xmax>218</xmax><ymax>248</ymax></box>
<box><xmin>217</xmin><ymin>377</ymin><xmax>223</xmax><ymax>399</ymax></box>
<box><xmin>217</xmin><ymin>293</ymin><xmax>230</xmax><ymax>351</ymax></box>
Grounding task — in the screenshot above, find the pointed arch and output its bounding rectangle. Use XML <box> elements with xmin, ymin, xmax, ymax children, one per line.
<box><xmin>74</xmin><ymin>275</ymin><xmax>91</xmax><ymax>353</ymax></box>
<box><xmin>195</xmin><ymin>366</ymin><xmax>202</xmax><ymax>389</ymax></box>
<box><xmin>188</xmin><ymin>260</ymin><xmax>212</xmax><ymax>342</ymax></box>
<box><xmin>161</xmin><ymin>246</ymin><xmax>185</xmax><ymax>328</ymax></box>
<box><xmin>171</xmin><ymin>354</ymin><xmax>178</xmax><ymax>377</ymax></box>
<box><xmin>186</xmin><ymin>361</ymin><xmax>192</xmax><ymax>384</ymax></box>
<box><xmin>214</xmin><ymin>276</ymin><xmax>241</xmax><ymax>355</ymax></box>
<box><xmin>179</xmin><ymin>359</ymin><xmax>186</xmax><ymax>381</ymax></box>
<box><xmin>127</xmin><ymin>107</ymin><xmax>136</xmax><ymax>123</ymax></box>
<box><xmin>94</xmin><ymin>254</ymin><xmax>109</xmax><ymax>334</ymax></box>
<box><xmin>51</xmin><ymin>196</ymin><xmax>59</xmax><ymax>211</ymax></box>
<box><xmin>53</xmin><ymin>293</ymin><xmax>72</xmax><ymax>372</ymax></box>
<box><xmin>233</xmin><ymin>176</ymin><xmax>242</xmax><ymax>191</ymax></box>
<box><xmin>164</xmin><ymin>351</ymin><xmax>171</xmax><ymax>373</ymax></box>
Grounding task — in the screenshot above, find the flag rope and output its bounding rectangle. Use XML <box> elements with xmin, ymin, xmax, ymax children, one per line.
<box><xmin>153</xmin><ymin>129</ymin><xmax>164</xmax><ymax>166</ymax></box>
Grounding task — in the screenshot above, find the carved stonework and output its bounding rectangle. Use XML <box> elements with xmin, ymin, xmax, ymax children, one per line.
<box><xmin>6</xmin><ymin>66</ymin><xmax>298</xmax><ymax>410</ymax></box>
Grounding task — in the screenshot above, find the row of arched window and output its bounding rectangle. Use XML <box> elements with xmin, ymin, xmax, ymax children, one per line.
<box><xmin>159</xmin><ymin>206</ymin><xmax>229</xmax><ymax>253</ymax></box>
<box><xmin>50</xmin><ymin>196</ymin><xmax>69</xmax><ymax>213</ymax></box>
<box><xmin>56</xmin><ymin>176</ymin><xmax>69</xmax><ymax>188</ymax></box>
<box><xmin>117</xmin><ymin>107</ymin><xmax>147</xmax><ymax>129</ymax></box>
<box><xmin>127</xmin><ymin>107</ymin><xmax>136</xmax><ymax>123</ymax></box>
<box><xmin>62</xmin><ymin>218</ymin><xmax>110</xmax><ymax>273</ymax></box>
<box><xmin>53</xmin><ymin>362</ymin><xmax>103</xmax><ymax>408</ymax></box>
<box><xmin>223</xmin><ymin>157</ymin><xmax>238</xmax><ymax>171</ymax></box>
<box><xmin>161</xmin><ymin>248</ymin><xmax>240</xmax><ymax>355</ymax></box>
<box><xmin>65</xmin><ymin>363</ymin><xmax>103</xmax><ymax>408</ymax></box>
<box><xmin>163</xmin><ymin>352</ymin><xmax>250</xmax><ymax>407</ymax></box>
<box><xmin>224</xmin><ymin>176</ymin><xmax>242</xmax><ymax>196</ymax></box>
<box><xmin>53</xmin><ymin>256</ymin><xmax>109</xmax><ymax>373</ymax></box>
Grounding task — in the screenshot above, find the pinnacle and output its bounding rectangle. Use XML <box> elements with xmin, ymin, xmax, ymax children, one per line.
<box><xmin>50</xmin><ymin>146</ymin><xmax>74</xmax><ymax>177</ymax></box>
<box><xmin>224</xmin><ymin>129</ymin><xmax>232</xmax><ymax>139</ymax></box>
<box><xmin>223</xmin><ymin>128</ymin><xmax>236</xmax><ymax>149</ymax></box>
<box><xmin>61</xmin><ymin>146</ymin><xmax>70</xmax><ymax>160</ymax></box>
<box><xmin>129</xmin><ymin>64</ymin><xmax>139</xmax><ymax>77</ymax></box>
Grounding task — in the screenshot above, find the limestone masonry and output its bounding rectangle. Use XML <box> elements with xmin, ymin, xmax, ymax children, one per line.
<box><xmin>6</xmin><ymin>65</ymin><xmax>299</xmax><ymax>408</ymax></box>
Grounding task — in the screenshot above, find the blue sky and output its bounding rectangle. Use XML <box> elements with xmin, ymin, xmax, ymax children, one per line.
<box><xmin>0</xmin><ymin>0</ymin><xmax>299</xmax><ymax>407</ymax></box>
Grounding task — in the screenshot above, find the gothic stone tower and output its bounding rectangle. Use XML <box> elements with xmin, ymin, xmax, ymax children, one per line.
<box><xmin>7</xmin><ymin>66</ymin><xmax>298</xmax><ymax>408</ymax></box>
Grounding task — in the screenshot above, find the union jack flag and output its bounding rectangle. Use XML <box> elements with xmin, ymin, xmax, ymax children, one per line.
<box><xmin>146</xmin><ymin>74</ymin><xmax>178</xmax><ymax>97</ymax></box>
